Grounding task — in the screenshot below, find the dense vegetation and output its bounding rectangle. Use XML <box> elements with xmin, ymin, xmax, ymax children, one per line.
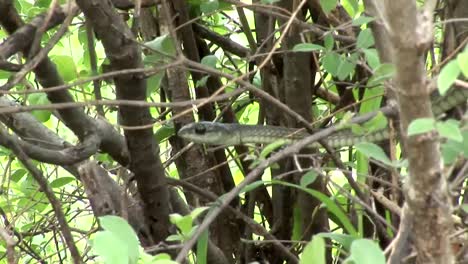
<box><xmin>0</xmin><ymin>0</ymin><xmax>467</xmax><ymax>263</ymax></box>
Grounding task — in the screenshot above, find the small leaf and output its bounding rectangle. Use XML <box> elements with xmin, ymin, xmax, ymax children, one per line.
<box><xmin>461</xmin><ymin>204</ymin><xmax>468</xmax><ymax>213</ymax></box>
<box><xmin>196</xmin><ymin>230</ymin><xmax>209</xmax><ymax>264</ymax></box>
<box><xmin>201</xmin><ymin>0</ymin><xmax>219</xmax><ymax>13</ymax></box>
<box><xmin>322</xmin><ymin>52</ymin><xmax>340</xmax><ymax>76</ymax></box>
<box><xmin>438</xmin><ymin>60</ymin><xmax>460</xmax><ymax>95</ymax></box>
<box><xmin>319</xmin><ymin>0</ymin><xmax>337</xmax><ymax>14</ymax></box>
<box><xmin>201</xmin><ymin>55</ymin><xmax>218</xmax><ymax>69</ymax></box>
<box><xmin>51</xmin><ymin>55</ymin><xmax>77</xmax><ymax>82</ymax></box>
<box><xmin>324</xmin><ymin>34</ymin><xmax>334</xmax><ymax>51</ymax></box>
<box><xmin>174</xmin><ymin>215</ymin><xmax>193</xmax><ymax>236</ymax></box>
<box><xmin>300</xmin><ymin>170</ymin><xmax>318</xmax><ymax>187</ymax></box>
<box><xmin>146</xmin><ymin>72</ymin><xmax>164</xmax><ymax>96</ymax></box>
<box><xmin>441</xmin><ymin>142</ymin><xmax>461</xmax><ymax>165</ymax></box>
<box><xmin>337</xmin><ymin>56</ymin><xmax>356</xmax><ymax>80</ymax></box>
<box><xmin>260</xmin><ymin>139</ymin><xmax>289</xmax><ymax>159</ymax></box>
<box><xmin>261</xmin><ymin>0</ymin><xmax>280</xmax><ymax>3</ymax></box>
<box><xmin>154</xmin><ymin>124</ymin><xmax>175</xmax><ymax>143</ymax></box>
<box><xmin>92</xmin><ymin>231</ymin><xmax>128</xmax><ymax>264</ymax></box>
<box><xmin>196</xmin><ymin>76</ymin><xmax>209</xmax><ymax>88</ymax></box>
<box><xmin>98</xmin><ymin>216</ymin><xmax>140</xmax><ymax>264</ymax></box>
<box><xmin>11</xmin><ymin>169</ymin><xmax>26</xmax><ymax>182</ymax></box>
<box><xmin>190</xmin><ymin>207</ymin><xmax>209</xmax><ymax>220</ymax></box>
<box><xmin>407</xmin><ymin>118</ymin><xmax>435</xmax><ymax>136</ymax></box>
<box><xmin>293</xmin><ymin>43</ymin><xmax>324</xmax><ymax>52</ymax></box>
<box><xmin>352</xmin><ymin>16</ymin><xmax>375</xmax><ymax>26</ymax></box>
<box><xmin>241</xmin><ymin>181</ymin><xmax>265</xmax><ymax>193</ymax></box>
<box><xmin>355</xmin><ymin>142</ymin><xmax>393</xmax><ymax>166</ymax></box>
<box><xmin>436</xmin><ymin>120</ymin><xmax>462</xmax><ymax>142</ymax></box>
<box><xmin>457</xmin><ymin>52</ymin><xmax>468</xmax><ymax>78</ymax></box>
<box><xmin>145</xmin><ymin>35</ymin><xmax>176</xmax><ymax>57</ymax></box>
<box><xmin>300</xmin><ymin>236</ymin><xmax>326</xmax><ymax>264</ymax></box>
<box><xmin>50</xmin><ymin>177</ymin><xmax>75</xmax><ymax>188</ymax></box>
<box><xmin>28</xmin><ymin>93</ymin><xmax>52</xmax><ymax>122</ymax></box>
<box><xmin>271</xmin><ymin>180</ymin><xmax>358</xmax><ymax>235</ymax></box>
<box><xmin>349</xmin><ymin>239</ymin><xmax>385</xmax><ymax>264</ymax></box>
<box><xmin>343</xmin><ymin>0</ymin><xmax>359</xmax><ymax>16</ymax></box>
<box><xmin>356</xmin><ymin>29</ymin><xmax>374</xmax><ymax>49</ymax></box>
<box><xmin>368</xmin><ymin>63</ymin><xmax>396</xmax><ymax>86</ymax></box>
<box><xmin>362</xmin><ymin>112</ymin><xmax>388</xmax><ymax>132</ymax></box>
<box><xmin>166</xmin><ymin>234</ymin><xmax>183</xmax><ymax>242</ymax></box>
<box><xmin>351</xmin><ymin>124</ymin><xmax>366</xmax><ymax>135</ymax></box>
<box><xmin>363</xmin><ymin>48</ymin><xmax>380</xmax><ymax>70</ymax></box>
<box><xmin>317</xmin><ymin>233</ymin><xmax>356</xmax><ymax>251</ymax></box>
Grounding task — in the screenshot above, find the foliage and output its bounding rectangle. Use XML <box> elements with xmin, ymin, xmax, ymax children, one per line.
<box><xmin>0</xmin><ymin>0</ymin><xmax>466</xmax><ymax>263</ymax></box>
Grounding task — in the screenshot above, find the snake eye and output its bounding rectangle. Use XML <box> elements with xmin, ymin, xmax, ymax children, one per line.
<box><xmin>194</xmin><ymin>125</ymin><xmax>206</xmax><ymax>134</ymax></box>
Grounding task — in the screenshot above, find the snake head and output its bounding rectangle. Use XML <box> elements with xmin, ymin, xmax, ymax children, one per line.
<box><xmin>178</xmin><ymin>122</ymin><xmax>237</xmax><ymax>145</ymax></box>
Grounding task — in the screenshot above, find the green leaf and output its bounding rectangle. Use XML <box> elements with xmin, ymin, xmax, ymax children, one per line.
<box><xmin>92</xmin><ymin>231</ymin><xmax>128</xmax><ymax>264</ymax></box>
<box><xmin>260</xmin><ymin>139</ymin><xmax>289</xmax><ymax>159</ymax></box>
<box><xmin>261</xmin><ymin>0</ymin><xmax>280</xmax><ymax>4</ymax></box>
<box><xmin>362</xmin><ymin>112</ymin><xmax>388</xmax><ymax>132</ymax></box>
<box><xmin>11</xmin><ymin>169</ymin><xmax>27</xmax><ymax>182</ymax></box>
<box><xmin>51</xmin><ymin>55</ymin><xmax>77</xmax><ymax>82</ymax></box>
<box><xmin>319</xmin><ymin>0</ymin><xmax>337</xmax><ymax>13</ymax></box>
<box><xmin>351</xmin><ymin>124</ymin><xmax>366</xmax><ymax>135</ymax></box>
<box><xmin>0</xmin><ymin>70</ymin><xmax>11</xmax><ymax>80</ymax></box>
<box><xmin>352</xmin><ymin>16</ymin><xmax>375</xmax><ymax>26</ymax></box>
<box><xmin>337</xmin><ymin>56</ymin><xmax>356</xmax><ymax>80</ymax></box>
<box><xmin>322</xmin><ymin>52</ymin><xmax>340</xmax><ymax>76</ymax></box>
<box><xmin>146</xmin><ymin>72</ymin><xmax>164</xmax><ymax>96</ymax></box>
<box><xmin>300</xmin><ymin>236</ymin><xmax>326</xmax><ymax>264</ymax></box>
<box><xmin>50</xmin><ymin>177</ymin><xmax>75</xmax><ymax>188</ymax></box>
<box><xmin>271</xmin><ymin>180</ymin><xmax>358</xmax><ymax>236</ymax></box>
<box><xmin>348</xmin><ymin>239</ymin><xmax>385</xmax><ymax>264</ymax></box>
<box><xmin>196</xmin><ymin>230</ymin><xmax>209</xmax><ymax>264</ymax></box>
<box><xmin>355</xmin><ymin>142</ymin><xmax>393</xmax><ymax>166</ymax></box>
<box><xmin>356</xmin><ymin>28</ymin><xmax>374</xmax><ymax>49</ymax></box>
<box><xmin>438</xmin><ymin>60</ymin><xmax>460</xmax><ymax>95</ymax></box>
<box><xmin>324</xmin><ymin>34</ymin><xmax>334</xmax><ymax>51</ymax></box>
<box><xmin>441</xmin><ymin>130</ymin><xmax>468</xmax><ymax>164</ymax></box>
<box><xmin>201</xmin><ymin>55</ymin><xmax>218</xmax><ymax>69</ymax></box>
<box><xmin>407</xmin><ymin>118</ymin><xmax>435</xmax><ymax>136</ymax></box>
<box><xmin>28</xmin><ymin>93</ymin><xmax>51</xmax><ymax>122</ymax></box>
<box><xmin>98</xmin><ymin>216</ymin><xmax>140</xmax><ymax>264</ymax></box>
<box><xmin>436</xmin><ymin>120</ymin><xmax>462</xmax><ymax>142</ymax></box>
<box><xmin>293</xmin><ymin>43</ymin><xmax>324</xmax><ymax>52</ymax></box>
<box><xmin>300</xmin><ymin>170</ymin><xmax>318</xmax><ymax>187</ymax></box>
<box><xmin>461</xmin><ymin>204</ymin><xmax>468</xmax><ymax>213</ymax></box>
<box><xmin>457</xmin><ymin>52</ymin><xmax>468</xmax><ymax>78</ymax></box>
<box><xmin>190</xmin><ymin>207</ymin><xmax>209</xmax><ymax>220</ymax></box>
<box><xmin>196</xmin><ymin>76</ymin><xmax>209</xmax><ymax>88</ymax></box>
<box><xmin>241</xmin><ymin>181</ymin><xmax>265</xmax><ymax>193</ymax></box>
<box><xmin>170</xmin><ymin>214</ymin><xmax>193</xmax><ymax>235</ymax></box>
<box><xmin>145</xmin><ymin>35</ymin><xmax>176</xmax><ymax>58</ymax></box>
<box><xmin>363</xmin><ymin>48</ymin><xmax>380</xmax><ymax>70</ymax></box>
<box><xmin>316</xmin><ymin>233</ymin><xmax>356</xmax><ymax>251</ymax></box>
<box><xmin>166</xmin><ymin>234</ymin><xmax>183</xmax><ymax>242</ymax></box>
<box><xmin>154</xmin><ymin>124</ymin><xmax>175</xmax><ymax>143</ymax></box>
<box><xmin>368</xmin><ymin>63</ymin><xmax>395</xmax><ymax>86</ymax></box>
<box><xmin>343</xmin><ymin>0</ymin><xmax>359</xmax><ymax>16</ymax></box>
<box><xmin>292</xmin><ymin>205</ymin><xmax>302</xmax><ymax>240</ymax></box>
<box><xmin>359</xmin><ymin>85</ymin><xmax>384</xmax><ymax>114</ymax></box>
<box><xmin>201</xmin><ymin>0</ymin><xmax>219</xmax><ymax>13</ymax></box>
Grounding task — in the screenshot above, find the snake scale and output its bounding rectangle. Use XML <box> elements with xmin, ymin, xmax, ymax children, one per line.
<box><xmin>178</xmin><ymin>88</ymin><xmax>468</xmax><ymax>148</ymax></box>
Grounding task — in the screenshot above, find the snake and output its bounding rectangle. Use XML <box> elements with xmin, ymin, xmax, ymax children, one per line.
<box><xmin>178</xmin><ymin>88</ymin><xmax>468</xmax><ymax>148</ymax></box>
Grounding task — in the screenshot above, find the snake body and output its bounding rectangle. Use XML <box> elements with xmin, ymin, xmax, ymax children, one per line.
<box><xmin>178</xmin><ymin>88</ymin><xmax>468</xmax><ymax>148</ymax></box>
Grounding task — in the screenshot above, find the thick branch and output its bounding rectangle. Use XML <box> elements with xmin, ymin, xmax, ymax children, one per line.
<box><xmin>75</xmin><ymin>0</ymin><xmax>170</xmax><ymax>242</ymax></box>
<box><xmin>385</xmin><ymin>1</ymin><xmax>454</xmax><ymax>263</ymax></box>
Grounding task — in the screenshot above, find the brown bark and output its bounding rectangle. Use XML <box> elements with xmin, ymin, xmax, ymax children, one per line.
<box><xmin>385</xmin><ymin>2</ymin><xmax>454</xmax><ymax>263</ymax></box>
<box><xmin>75</xmin><ymin>0</ymin><xmax>171</xmax><ymax>243</ymax></box>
